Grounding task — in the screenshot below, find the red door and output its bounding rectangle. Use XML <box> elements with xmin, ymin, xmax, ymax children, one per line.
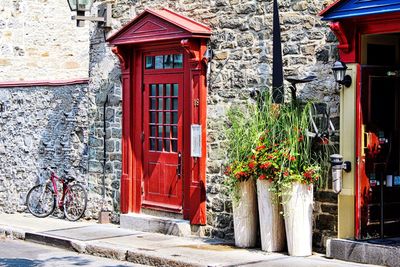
<box><xmin>142</xmin><ymin>58</ymin><xmax>184</xmax><ymax>212</ymax></box>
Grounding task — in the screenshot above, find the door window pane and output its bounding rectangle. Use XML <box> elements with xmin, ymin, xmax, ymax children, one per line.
<box><xmin>158</xmin><ymin>84</ymin><xmax>163</xmax><ymax>96</ymax></box>
<box><xmin>158</xmin><ymin>112</ymin><xmax>163</xmax><ymax>124</ymax></box>
<box><xmin>165</xmin><ymin>112</ymin><xmax>171</xmax><ymax>124</ymax></box>
<box><xmin>172</xmin><ymin>99</ymin><xmax>178</xmax><ymax>110</ymax></box>
<box><xmin>172</xmin><ymin>112</ymin><xmax>178</xmax><ymax>124</ymax></box>
<box><xmin>155</xmin><ymin>56</ymin><xmax>163</xmax><ymax>69</ymax></box>
<box><xmin>165</xmin><ymin>98</ymin><xmax>171</xmax><ymax>110</ymax></box>
<box><xmin>150</xmin><ymin>126</ymin><xmax>156</xmax><ymax>137</ymax></box>
<box><xmin>165</xmin><ymin>126</ymin><xmax>170</xmax><ymax>138</ymax></box>
<box><xmin>164</xmin><ymin>139</ymin><xmax>170</xmax><ymax>152</ymax></box>
<box><xmin>171</xmin><ymin>140</ymin><xmax>177</xmax><ymax>152</ymax></box>
<box><xmin>150</xmin><ymin>112</ymin><xmax>156</xmax><ymax>123</ymax></box>
<box><xmin>164</xmin><ymin>55</ymin><xmax>173</xmax><ymax>69</ymax></box>
<box><xmin>145</xmin><ymin>56</ymin><xmax>154</xmax><ymax>69</ymax></box>
<box><xmin>150</xmin><ymin>84</ymin><xmax>156</xmax><ymax>96</ymax></box>
<box><xmin>172</xmin><ymin>126</ymin><xmax>177</xmax><ymax>138</ymax></box>
<box><xmin>158</xmin><ymin>126</ymin><xmax>163</xmax><ymax>138</ymax></box>
<box><xmin>157</xmin><ymin>139</ymin><xmax>163</xmax><ymax>151</ymax></box>
<box><xmin>165</xmin><ymin>84</ymin><xmax>171</xmax><ymax>96</ymax></box>
<box><xmin>173</xmin><ymin>54</ymin><xmax>183</xmax><ymax>68</ymax></box>
<box><xmin>150</xmin><ymin>99</ymin><xmax>156</xmax><ymax>110</ymax></box>
<box><xmin>150</xmin><ymin>139</ymin><xmax>156</xmax><ymax>151</ymax></box>
<box><xmin>173</xmin><ymin>84</ymin><xmax>178</xmax><ymax>96</ymax></box>
<box><xmin>158</xmin><ymin>99</ymin><xmax>163</xmax><ymax>110</ymax></box>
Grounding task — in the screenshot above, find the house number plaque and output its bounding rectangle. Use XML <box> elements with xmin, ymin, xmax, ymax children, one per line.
<box><xmin>191</xmin><ymin>124</ymin><xmax>202</xmax><ymax>157</ymax></box>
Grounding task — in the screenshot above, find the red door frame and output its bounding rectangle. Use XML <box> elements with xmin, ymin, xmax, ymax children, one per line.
<box><xmin>330</xmin><ymin>12</ymin><xmax>400</xmax><ymax>238</ymax></box>
<box><xmin>112</xmin><ymin>39</ymin><xmax>208</xmax><ymax>224</ymax></box>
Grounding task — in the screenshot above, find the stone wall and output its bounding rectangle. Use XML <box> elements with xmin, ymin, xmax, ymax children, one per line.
<box><xmin>0</xmin><ymin>0</ymin><xmax>89</xmax><ymax>81</ymax></box>
<box><xmin>93</xmin><ymin>0</ymin><xmax>339</xmax><ymax>249</ymax></box>
<box><xmin>0</xmin><ymin>82</ymin><xmax>118</xmax><ymax>219</ymax></box>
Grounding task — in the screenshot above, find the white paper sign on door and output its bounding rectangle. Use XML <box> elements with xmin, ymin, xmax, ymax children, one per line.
<box><xmin>191</xmin><ymin>124</ymin><xmax>202</xmax><ymax>157</ymax></box>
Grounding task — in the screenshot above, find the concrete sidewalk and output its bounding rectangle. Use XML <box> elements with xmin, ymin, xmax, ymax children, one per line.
<box><xmin>0</xmin><ymin>213</ymin><xmax>380</xmax><ymax>267</ymax></box>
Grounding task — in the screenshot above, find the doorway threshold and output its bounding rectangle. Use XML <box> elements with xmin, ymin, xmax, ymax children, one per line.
<box><xmin>327</xmin><ymin>238</ymin><xmax>400</xmax><ymax>267</ymax></box>
<box><xmin>120</xmin><ymin>213</ymin><xmax>196</xmax><ymax>237</ymax></box>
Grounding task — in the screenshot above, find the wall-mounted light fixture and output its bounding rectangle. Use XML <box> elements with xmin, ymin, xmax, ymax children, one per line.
<box><xmin>67</xmin><ymin>0</ymin><xmax>111</xmax><ymax>28</ymax></box>
<box><xmin>330</xmin><ymin>154</ymin><xmax>351</xmax><ymax>194</ymax></box>
<box><xmin>332</xmin><ymin>61</ymin><xmax>352</xmax><ymax>88</ymax></box>
<box><xmin>0</xmin><ymin>102</ymin><xmax>4</xmax><ymax>112</ymax></box>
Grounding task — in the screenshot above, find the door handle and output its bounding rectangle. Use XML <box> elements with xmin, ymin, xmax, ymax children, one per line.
<box><xmin>177</xmin><ymin>152</ymin><xmax>182</xmax><ymax>178</ymax></box>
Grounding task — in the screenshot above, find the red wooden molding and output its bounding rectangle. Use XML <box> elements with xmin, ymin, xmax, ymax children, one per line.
<box><xmin>330</xmin><ymin>21</ymin><xmax>350</xmax><ymax>53</ymax></box>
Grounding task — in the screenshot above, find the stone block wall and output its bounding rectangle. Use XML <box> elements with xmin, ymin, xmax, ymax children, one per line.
<box><xmin>0</xmin><ymin>0</ymin><xmax>89</xmax><ymax>81</ymax></box>
<box><xmin>0</xmin><ymin>83</ymin><xmax>117</xmax><ymax>219</ymax></box>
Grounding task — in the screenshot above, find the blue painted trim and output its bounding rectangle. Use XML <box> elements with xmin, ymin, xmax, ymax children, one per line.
<box><xmin>322</xmin><ymin>0</ymin><xmax>400</xmax><ymax>21</ymax></box>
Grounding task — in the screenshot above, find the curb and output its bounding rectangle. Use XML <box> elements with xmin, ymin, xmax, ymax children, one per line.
<box><xmin>0</xmin><ymin>226</ymin><xmax>204</xmax><ymax>267</ymax></box>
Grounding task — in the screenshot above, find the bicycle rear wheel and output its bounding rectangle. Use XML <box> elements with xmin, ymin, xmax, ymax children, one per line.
<box><xmin>26</xmin><ymin>184</ymin><xmax>56</xmax><ymax>218</ymax></box>
<box><xmin>63</xmin><ymin>183</ymin><xmax>87</xmax><ymax>221</ymax></box>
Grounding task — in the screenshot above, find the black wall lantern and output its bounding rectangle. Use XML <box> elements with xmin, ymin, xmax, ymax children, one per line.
<box><xmin>332</xmin><ymin>61</ymin><xmax>352</xmax><ymax>88</ymax></box>
<box><xmin>67</xmin><ymin>0</ymin><xmax>111</xmax><ymax>28</ymax></box>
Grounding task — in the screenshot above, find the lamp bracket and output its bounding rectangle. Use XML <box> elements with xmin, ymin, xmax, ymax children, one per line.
<box><xmin>72</xmin><ymin>3</ymin><xmax>111</xmax><ymax>28</ymax></box>
<box><xmin>339</xmin><ymin>75</ymin><xmax>352</xmax><ymax>88</ymax></box>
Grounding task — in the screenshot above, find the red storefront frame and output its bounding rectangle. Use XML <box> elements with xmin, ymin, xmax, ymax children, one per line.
<box><xmin>107</xmin><ymin>8</ymin><xmax>211</xmax><ymax>224</ymax></box>
<box><xmin>324</xmin><ymin>11</ymin><xmax>400</xmax><ymax>238</ymax></box>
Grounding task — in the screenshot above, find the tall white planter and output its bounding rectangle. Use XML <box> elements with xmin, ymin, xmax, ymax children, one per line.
<box><xmin>257</xmin><ymin>179</ymin><xmax>285</xmax><ymax>252</ymax></box>
<box><xmin>233</xmin><ymin>179</ymin><xmax>258</xmax><ymax>248</ymax></box>
<box><xmin>283</xmin><ymin>182</ymin><xmax>313</xmax><ymax>256</ymax></box>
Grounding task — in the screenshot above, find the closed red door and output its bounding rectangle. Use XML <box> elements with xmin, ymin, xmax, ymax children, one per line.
<box><xmin>142</xmin><ymin>64</ymin><xmax>184</xmax><ymax>212</ymax></box>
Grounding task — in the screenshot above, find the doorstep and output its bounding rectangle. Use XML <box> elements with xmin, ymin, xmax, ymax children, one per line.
<box><xmin>327</xmin><ymin>238</ymin><xmax>400</xmax><ymax>267</ymax></box>
<box><xmin>120</xmin><ymin>213</ymin><xmax>194</xmax><ymax>237</ymax></box>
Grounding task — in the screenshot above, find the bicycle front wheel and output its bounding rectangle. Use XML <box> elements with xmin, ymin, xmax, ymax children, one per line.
<box><xmin>26</xmin><ymin>184</ymin><xmax>56</xmax><ymax>218</ymax></box>
<box><xmin>63</xmin><ymin>183</ymin><xmax>87</xmax><ymax>221</ymax></box>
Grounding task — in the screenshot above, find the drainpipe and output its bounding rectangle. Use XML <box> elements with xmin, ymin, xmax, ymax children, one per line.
<box><xmin>99</xmin><ymin>94</ymin><xmax>110</xmax><ymax>224</ymax></box>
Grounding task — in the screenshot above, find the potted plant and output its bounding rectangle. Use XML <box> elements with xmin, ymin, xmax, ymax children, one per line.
<box><xmin>225</xmin><ymin>102</ymin><xmax>264</xmax><ymax>248</ymax></box>
<box><xmin>269</xmin><ymin>103</ymin><xmax>321</xmax><ymax>256</ymax></box>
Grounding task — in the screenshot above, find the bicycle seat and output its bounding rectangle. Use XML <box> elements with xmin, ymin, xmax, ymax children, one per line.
<box><xmin>64</xmin><ymin>177</ymin><xmax>76</xmax><ymax>183</ymax></box>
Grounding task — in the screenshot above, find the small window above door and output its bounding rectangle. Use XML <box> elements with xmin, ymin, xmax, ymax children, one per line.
<box><xmin>145</xmin><ymin>54</ymin><xmax>183</xmax><ymax>70</ymax></box>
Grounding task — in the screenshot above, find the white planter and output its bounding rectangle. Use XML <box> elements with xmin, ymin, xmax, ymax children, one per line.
<box><xmin>283</xmin><ymin>182</ymin><xmax>313</xmax><ymax>256</ymax></box>
<box><xmin>233</xmin><ymin>179</ymin><xmax>258</xmax><ymax>248</ymax></box>
<box><xmin>257</xmin><ymin>179</ymin><xmax>285</xmax><ymax>252</ymax></box>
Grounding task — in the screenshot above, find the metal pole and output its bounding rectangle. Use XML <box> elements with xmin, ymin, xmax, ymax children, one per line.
<box><xmin>272</xmin><ymin>0</ymin><xmax>284</xmax><ymax>103</ymax></box>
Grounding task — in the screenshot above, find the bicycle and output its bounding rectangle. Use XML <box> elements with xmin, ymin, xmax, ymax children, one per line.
<box><xmin>26</xmin><ymin>167</ymin><xmax>88</xmax><ymax>221</ymax></box>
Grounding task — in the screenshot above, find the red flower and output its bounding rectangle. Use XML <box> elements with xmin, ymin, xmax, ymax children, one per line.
<box><xmin>283</xmin><ymin>171</ymin><xmax>289</xmax><ymax>177</ymax></box>
<box><xmin>259</xmin><ymin>174</ymin><xmax>266</xmax><ymax>180</ymax></box>
<box><xmin>224</xmin><ymin>166</ymin><xmax>231</xmax><ymax>175</ymax></box>
<box><xmin>298</xmin><ymin>135</ymin><xmax>304</xmax><ymax>142</ymax></box>
<box><xmin>248</xmin><ymin>161</ymin><xmax>256</xmax><ymax>169</ymax></box>
<box><xmin>288</xmin><ymin>155</ymin><xmax>296</xmax><ymax>161</ymax></box>
<box><xmin>256</xmin><ymin>145</ymin><xmax>266</xmax><ymax>151</ymax></box>
<box><xmin>260</xmin><ymin>162</ymin><xmax>272</xmax><ymax>169</ymax></box>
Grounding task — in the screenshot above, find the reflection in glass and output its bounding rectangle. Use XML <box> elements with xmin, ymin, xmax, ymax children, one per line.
<box><xmin>164</xmin><ymin>139</ymin><xmax>170</xmax><ymax>152</ymax></box>
<box><xmin>158</xmin><ymin>112</ymin><xmax>163</xmax><ymax>124</ymax></box>
<box><xmin>172</xmin><ymin>99</ymin><xmax>178</xmax><ymax>110</ymax></box>
<box><xmin>157</xmin><ymin>139</ymin><xmax>163</xmax><ymax>151</ymax></box>
<box><xmin>150</xmin><ymin>84</ymin><xmax>156</xmax><ymax>96</ymax></box>
<box><xmin>164</xmin><ymin>55</ymin><xmax>173</xmax><ymax>69</ymax></box>
<box><xmin>158</xmin><ymin>84</ymin><xmax>163</xmax><ymax>96</ymax></box>
<box><xmin>173</xmin><ymin>84</ymin><xmax>178</xmax><ymax>96</ymax></box>
<box><xmin>150</xmin><ymin>126</ymin><xmax>156</xmax><ymax>137</ymax></box>
<box><xmin>145</xmin><ymin>56</ymin><xmax>154</xmax><ymax>69</ymax></box>
<box><xmin>172</xmin><ymin>140</ymin><xmax>177</xmax><ymax>152</ymax></box>
<box><xmin>165</xmin><ymin>112</ymin><xmax>171</xmax><ymax>124</ymax></box>
<box><xmin>173</xmin><ymin>54</ymin><xmax>183</xmax><ymax>68</ymax></box>
<box><xmin>150</xmin><ymin>112</ymin><xmax>156</xmax><ymax>123</ymax></box>
<box><xmin>165</xmin><ymin>98</ymin><xmax>171</xmax><ymax>110</ymax></box>
<box><xmin>150</xmin><ymin>139</ymin><xmax>156</xmax><ymax>150</ymax></box>
<box><xmin>165</xmin><ymin>84</ymin><xmax>171</xmax><ymax>96</ymax></box>
<box><xmin>172</xmin><ymin>126</ymin><xmax>177</xmax><ymax>138</ymax></box>
<box><xmin>155</xmin><ymin>56</ymin><xmax>163</xmax><ymax>69</ymax></box>
<box><xmin>165</xmin><ymin>126</ymin><xmax>170</xmax><ymax>138</ymax></box>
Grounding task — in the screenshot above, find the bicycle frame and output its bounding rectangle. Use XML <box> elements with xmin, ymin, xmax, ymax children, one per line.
<box><xmin>48</xmin><ymin>172</ymin><xmax>70</xmax><ymax>209</ymax></box>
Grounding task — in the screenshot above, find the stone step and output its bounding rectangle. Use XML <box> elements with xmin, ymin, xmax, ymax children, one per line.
<box><xmin>327</xmin><ymin>238</ymin><xmax>400</xmax><ymax>267</ymax></box>
<box><xmin>120</xmin><ymin>213</ymin><xmax>193</xmax><ymax>237</ymax></box>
